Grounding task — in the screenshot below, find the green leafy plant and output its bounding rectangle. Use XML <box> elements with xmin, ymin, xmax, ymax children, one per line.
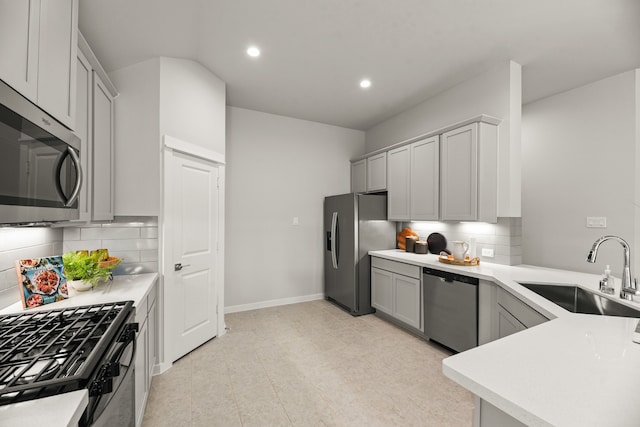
<box><xmin>62</xmin><ymin>251</ymin><xmax>113</xmax><ymax>286</ymax></box>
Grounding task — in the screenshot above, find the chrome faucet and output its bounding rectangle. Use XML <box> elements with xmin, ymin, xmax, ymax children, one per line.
<box><xmin>586</xmin><ymin>235</ymin><xmax>639</xmax><ymax>300</ymax></box>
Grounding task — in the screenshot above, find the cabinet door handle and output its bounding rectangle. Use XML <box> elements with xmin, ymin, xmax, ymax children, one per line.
<box><xmin>174</xmin><ymin>263</ymin><xmax>190</xmax><ymax>271</ymax></box>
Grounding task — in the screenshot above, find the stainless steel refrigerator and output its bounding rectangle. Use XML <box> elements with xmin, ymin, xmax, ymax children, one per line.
<box><xmin>324</xmin><ymin>193</ymin><xmax>396</xmax><ymax>315</ymax></box>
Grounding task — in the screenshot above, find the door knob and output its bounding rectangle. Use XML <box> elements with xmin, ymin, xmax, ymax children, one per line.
<box><xmin>174</xmin><ymin>263</ymin><xmax>190</xmax><ymax>271</ymax></box>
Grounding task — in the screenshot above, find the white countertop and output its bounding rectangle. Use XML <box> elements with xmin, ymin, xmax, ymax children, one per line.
<box><xmin>0</xmin><ymin>390</ymin><xmax>88</xmax><ymax>427</ymax></box>
<box><xmin>0</xmin><ymin>272</ymin><xmax>158</xmax><ymax>315</ymax></box>
<box><xmin>370</xmin><ymin>250</ymin><xmax>640</xmax><ymax>426</ymax></box>
<box><xmin>0</xmin><ymin>273</ymin><xmax>158</xmax><ymax>426</ymax></box>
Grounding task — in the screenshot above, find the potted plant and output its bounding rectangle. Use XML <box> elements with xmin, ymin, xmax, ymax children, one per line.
<box><xmin>62</xmin><ymin>250</ymin><xmax>120</xmax><ymax>291</ymax></box>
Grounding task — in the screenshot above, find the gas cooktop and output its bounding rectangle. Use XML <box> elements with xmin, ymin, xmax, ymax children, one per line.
<box><xmin>0</xmin><ymin>301</ymin><xmax>134</xmax><ymax>405</ymax></box>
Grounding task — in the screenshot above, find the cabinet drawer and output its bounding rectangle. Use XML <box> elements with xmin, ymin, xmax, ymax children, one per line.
<box><xmin>371</xmin><ymin>257</ymin><xmax>420</xmax><ymax>279</ymax></box>
<box><xmin>497</xmin><ymin>288</ymin><xmax>548</xmax><ymax>329</ymax></box>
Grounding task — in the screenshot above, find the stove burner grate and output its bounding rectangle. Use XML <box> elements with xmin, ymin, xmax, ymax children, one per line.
<box><xmin>0</xmin><ymin>300</ymin><xmax>133</xmax><ymax>405</ymax></box>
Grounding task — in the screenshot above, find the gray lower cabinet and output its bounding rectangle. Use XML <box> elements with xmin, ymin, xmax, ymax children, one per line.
<box><xmin>371</xmin><ymin>267</ymin><xmax>393</xmax><ymax>315</ymax></box>
<box><xmin>371</xmin><ymin>257</ymin><xmax>422</xmax><ymax>331</ymax></box>
<box><xmin>479</xmin><ymin>281</ymin><xmax>550</xmax><ymax>343</ymax></box>
<box><xmin>475</xmin><ymin>287</ymin><xmax>549</xmax><ymax>426</ymax></box>
<box><xmin>494</xmin><ymin>287</ymin><xmax>548</xmax><ymax>340</ymax></box>
<box><xmin>475</xmin><ymin>397</ymin><xmax>526</xmax><ymax>427</ymax></box>
<box><xmin>134</xmin><ymin>282</ymin><xmax>158</xmax><ymax>426</ymax></box>
<box><xmin>496</xmin><ymin>304</ymin><xmax>525</xmax><ymax>339</ymax></box>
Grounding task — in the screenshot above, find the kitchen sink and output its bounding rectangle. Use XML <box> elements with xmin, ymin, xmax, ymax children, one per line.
<box><xmin>517</xmin><ymin>282</ymin><xmax>640</xmax><ymax>318</ymax></box>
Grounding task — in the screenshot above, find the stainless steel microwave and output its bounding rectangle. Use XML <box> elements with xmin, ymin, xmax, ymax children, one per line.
<box><xmin>0</xmin><ymin>79</ymin><xmax>82</xmax><ymax>225</ymax></box>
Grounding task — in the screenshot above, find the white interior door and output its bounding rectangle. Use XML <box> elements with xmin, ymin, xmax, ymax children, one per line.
<box><xmin>165</xmin><ymin>150</ymin><xmax>219</xmax><ymax>362</ymax></box>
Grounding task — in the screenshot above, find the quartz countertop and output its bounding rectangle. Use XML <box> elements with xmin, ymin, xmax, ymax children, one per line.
<box><xmin>0</xmin><ymin>272</ymin><xmax>158</xmax><ymax>315</ymax></box>
<box><xmin>370</xmin><ymin>250</ymin><xmax>640</xmax><ymax>426</ymax></box>
<box><xmin>0</xmin><ymin>390</ymin><xmax>88</xmax><ymax>427</ymax></box>
<box><xmin>0</xmin><ymin>273</ymin><xmax>158</xmax><ymax>426</ymax></box>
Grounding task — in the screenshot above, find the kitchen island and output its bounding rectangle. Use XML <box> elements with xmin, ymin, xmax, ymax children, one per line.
<box><xmin>370</xmin><ymin>250</ymin><xmax>640</xmax><ymax>426</ymax></box>
<box><xmin>0</xmin><ymin>273</ymin><xmax>158</xmax><ymax>427</ymax></box>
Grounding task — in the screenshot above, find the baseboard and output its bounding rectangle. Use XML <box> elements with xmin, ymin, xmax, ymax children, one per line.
<box><xmin>224</xmin><ymin>293</ymin><xmax>325</xmax><ymax>314</ymax></box>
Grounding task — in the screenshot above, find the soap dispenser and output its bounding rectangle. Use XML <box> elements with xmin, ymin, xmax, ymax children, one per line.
<box><xmin>600</xmin><ymin>265</ymin><xmax>615</xmax><ymax>294</ymax></box>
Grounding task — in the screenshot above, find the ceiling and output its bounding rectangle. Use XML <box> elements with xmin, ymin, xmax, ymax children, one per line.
<box><xmin>79</xmin><ymin>0</ymin><xmax>640</xmax><ymax>131</ymax></box>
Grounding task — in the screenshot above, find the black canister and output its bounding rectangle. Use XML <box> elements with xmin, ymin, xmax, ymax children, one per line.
<box><xmin>405</xmin><ymin>236</ymin><xmax>417</xmax><ymax>252</ymax></box>
<box><xmin>414</xmin><ymin>241</ymin><xmax>428</xmax><ymax>254</ymax></box>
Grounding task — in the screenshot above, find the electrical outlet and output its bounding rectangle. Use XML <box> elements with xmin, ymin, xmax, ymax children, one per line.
<box><xmin>482</xmin><ymin>248</ymin><xmax>494</xmax><ymax>258</ymax></box>
<box><xmin>586</xmin><ymin>217</ymin><xmax>607</xmax><ymax>228</ymax></box>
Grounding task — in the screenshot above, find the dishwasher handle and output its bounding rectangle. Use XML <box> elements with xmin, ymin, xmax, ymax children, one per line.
<box><xmin>423</xmin><ymin>267</ymin><xmax>479</xmax><ymax>286</ymax></box>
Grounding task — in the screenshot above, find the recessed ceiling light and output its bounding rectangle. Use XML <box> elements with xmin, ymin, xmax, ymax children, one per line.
<box><xmin>247</xmin><ymin>46</ymin><xmax>260</xmax><ymax>58</ymax></box>
<box><xmin>359</xmin><ymin>79</ymin><xmax>371</xmax><ymax>89</ymax></box>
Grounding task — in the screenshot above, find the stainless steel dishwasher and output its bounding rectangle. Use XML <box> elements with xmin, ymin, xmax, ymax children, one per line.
<box><xmin>423</xmin><ymin>267</ymin><xmax>478</xmax><ymax>353</ymax></box>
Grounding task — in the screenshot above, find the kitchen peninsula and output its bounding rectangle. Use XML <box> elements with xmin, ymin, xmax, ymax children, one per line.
<box><xmin>370</xmin><ymin>250</ymin><xmax>640</xmax><ymax>426</ymax></box>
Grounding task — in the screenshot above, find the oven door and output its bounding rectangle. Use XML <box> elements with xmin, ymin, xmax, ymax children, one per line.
<box><xmin>0</xmin><ymin>79</ymin><xmax>82</xmax><ymax>224</ymax></box>
<box><xmin>82</xmin><ymin>321</ymin><xmax>138</xmax><ymax>427</ymax></box>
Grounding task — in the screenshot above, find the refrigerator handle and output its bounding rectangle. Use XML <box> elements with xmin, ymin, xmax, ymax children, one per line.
<box><xmin>331</xmin><ymin>211</ymin><xmax>338</xmax><ymax>269</ymax></box>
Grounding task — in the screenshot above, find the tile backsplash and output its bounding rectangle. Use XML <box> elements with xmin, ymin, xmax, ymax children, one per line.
<box><xmin>0</xmin><ymin>228</ymin><xmax>64</xmax><ymax>309</ymax></box>
<box><xmin>0</xmin><ymin>217</ymin><xmax>159</xmax><ymax>310</ymax></box>
<box><xmin>62</xmin><ymin>216</ymin><xmax>159</xmax><ymax>276</ymax></box>
<box><xmin>403</xmin><ymin>217</ymin><xmax>522</xmax><ymax>265</ymax></box>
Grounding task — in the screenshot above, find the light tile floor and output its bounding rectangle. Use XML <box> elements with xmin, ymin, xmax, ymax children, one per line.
<box><xmin>142</xmin><ymin>300</ymin><xmax>474</xmax><ymax>426</ymax></box>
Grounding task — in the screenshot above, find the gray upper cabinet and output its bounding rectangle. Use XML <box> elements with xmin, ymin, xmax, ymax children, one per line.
<box><xmin>350</xmin><ymin>159</ymin><xmax>366</xmax><ymax>193</ymax></box>
<box><xmin>75</xmin><ymin>33</ymin><xmax>117</xmax><ymax>222</ymax></box>
<box><xmin>441</xmin><ymin>123</ymin><xmax>478</xmax><ymax>221</ymax></box>
<box><xmin>75</xmin><ymin>50</ymin><xmax>92</xmax><ymax>222</ymax></box>
<box><xmin>366</xmin><ymin>152</ymin><xmax>387</xmax><ymax>192</ymax></box>
<box><xmin>0</xmin><ymin>1</ymin><xmax>39</xmax><ymax>101</ymax></box>
<box><xmin>38</xmin><ymin>0</ymin><xmax>78</xmax><ymax>129</ymax></box>
<box><xmin>410</xmin><ymin>136</ymin><xmax>439</xmax><ymax>221</ymax></box>
<box><xmin>354</xmin><ymin>116</ymin><xmax>498</xmax><ymax>221</ymax></box>
<box><xmin>386</xmin><ymin>136</ymin><xmax>440</xmax><ymax>221</ymax></box>
<box><xmin>387</xmin><ymin>145</ymin><xmax>411</xmax><ymax>221</ymax></box>
<box><xmin>0</xmin><ymin>0</ymin><xmax>78</xmax><ymax>129</ymax></box>
<box><xmin>441</xmin><ymin>122</ymin><xmax>497</xmax><ymax>222</ymax></box>
<box><xmin>91</xmin><ymin>75</ymin><xmax>114</xmax><ymax>221</ymax></box>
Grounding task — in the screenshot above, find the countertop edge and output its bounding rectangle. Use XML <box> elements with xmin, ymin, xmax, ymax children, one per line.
<box><xmin>368</xmin><ymin>250</ymin><xmax>640</xmax><ymax>320</ymax></box>
<box><xmin>0</xmin><ymin>390</ymin><xmax>88</xmax><ymax>427</ymax></box>
<box><xmin>0</xmin><ymin>273</ymin><xmax>159</xmax><ymax>425</ymax></box>
<box><xmin>369</xmin><ymin>249</ymin><xmax>640</xmax><ymax>426</ymax></box>
<box><xmin>0</xmin><ymin>272</ymin><xmax>159</xmax><ymax>315</ymax></box>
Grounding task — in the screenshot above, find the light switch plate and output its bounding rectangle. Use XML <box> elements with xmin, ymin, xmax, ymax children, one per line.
<box><xmin>482</xmin><ymin>248</ymin><xmax>494</xmax><ymax>258</ymax></box>
<box><xmin>292</xmin><ymin>217</ymin><xmax>299</xmax><ymax>226</ymax></box>
<box><xmin>586</xmin><ymin>217</ymin><xmax>607</xmax><ymax>228</ymax></box>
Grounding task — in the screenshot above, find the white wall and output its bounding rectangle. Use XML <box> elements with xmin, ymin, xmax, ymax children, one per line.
<box><xmin>159</xmin><ymin>57</ymin><xmax>226</xmax><ymax>155</ymax></box>
<box><xmin>225</xmin><ymin>107</ymin><xmax>365</xmax><ymax>311</ymax></box>
<box><xmin>365</xmin><ymin>60</ymin><xmax>521</xmax><ymax>217</ymax></box>
<box><xmin>522</xmin><ymin>70</ymin><xmax>639</xmax><ymax>276</ymax></box>
<box><xmin>109</xmin><ymin>57</ymin><xmax>226</xmax><ymax>216</ymax></box>
<box><xmin>109</xmin><ymin>58</ymin><xmax>161</xmax><ymax>216</ymax></box>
